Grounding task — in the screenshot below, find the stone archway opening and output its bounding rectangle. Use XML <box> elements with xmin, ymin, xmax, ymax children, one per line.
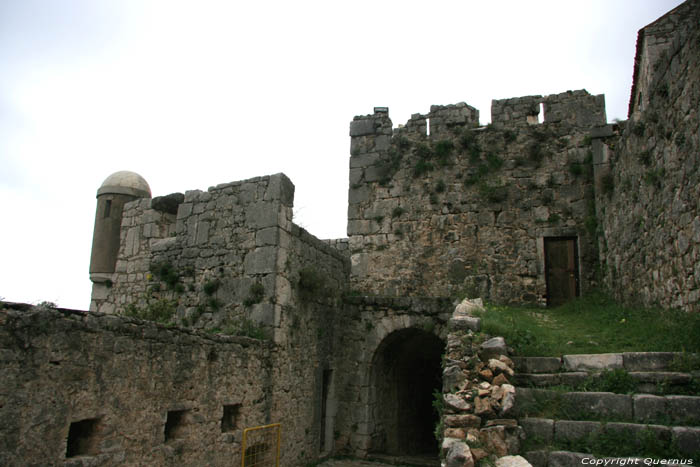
<box><xmin>369</xmin><ymin>328</ymin><xmax>445</xmax><ymax>456</ymax></box>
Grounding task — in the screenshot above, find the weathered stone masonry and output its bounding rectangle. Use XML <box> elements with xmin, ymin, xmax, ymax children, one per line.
<box><xmin>348</xmin><ymin>90</ymin><xmax>605</xmax><ymax>305</ymax></box>
<box><xmin>84</xmin><ymin>172</ymin><xmax>352</xmax><ymax>465</ymax></box>
<box><xmin>595</xmin><ymin>0</ymin><xmax>700</xmax><ymax>312</ymax></box>
<box><xmin>0</xmin><ymin>305</ymin><xmax>271</xmax><ymax>466</ymax></box>
<box><xmin>1</xmin><ymin>2</ymin><xmax>699</xmax><ymax>465</ymax></box>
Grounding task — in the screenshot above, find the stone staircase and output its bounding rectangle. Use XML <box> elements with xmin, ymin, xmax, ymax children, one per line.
<box><xmin>510</xmin><ymin>352</ymin><xmax>700</xmax><ymax>465</ymax></box>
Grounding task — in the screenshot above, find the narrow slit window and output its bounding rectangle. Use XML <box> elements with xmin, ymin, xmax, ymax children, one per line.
<box><xmin>103</xmin><ymin>200</ymin><xmax>112</xmax><ymax>218</ymax></box>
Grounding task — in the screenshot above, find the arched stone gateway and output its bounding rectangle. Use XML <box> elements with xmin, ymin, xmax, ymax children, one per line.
<box><xmin>368</xmin><ymin>328</ymin><xmax>445</xmax><ymax>456</ymax></box>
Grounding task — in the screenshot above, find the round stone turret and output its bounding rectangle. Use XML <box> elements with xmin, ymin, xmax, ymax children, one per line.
<box><xmin>89</xmin><ymin>171</ymin><xmax>151</xmax><ymax>283</ymax></box>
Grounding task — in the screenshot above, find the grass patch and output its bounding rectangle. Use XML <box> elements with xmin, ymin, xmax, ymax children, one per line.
<box><xmin>243</xmin><ymin>282</ymin><xmax>265</xmax><ymax>307</ymax></box>
<box><xmin>209</xmin><ymin>318</ymin><xmax>266</xmax><ymax>340</ymax></box>
<box><xmin>298</xmin><ymin>267</ymin><xmax>326</xmax><ymax>300</ymax></box>
<box><xmin>150</xmin><ymin>261</ymin><xmax>181</xmax><ymax>290</ymax></box>
<box><xmin>475</xmin><ymin>291</ymin><xmax>700</xmax><ymax>356</ymax></box>
<box><xmin>122</xmin><ymin>298</ymin><xmax>176</xmax><ymax>325</ymax></box>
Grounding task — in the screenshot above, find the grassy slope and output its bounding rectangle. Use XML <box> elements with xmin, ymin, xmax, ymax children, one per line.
<box><xmin>475</xmin><ymin>292</ymin><xmax>700</xmax><ymax>357</ymax></box>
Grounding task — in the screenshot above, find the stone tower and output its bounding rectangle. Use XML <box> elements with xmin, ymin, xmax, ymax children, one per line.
<box><xmin>89</xmin><ymin>171</ymin><xmax>151</xmax><ymax>310</ymax></box>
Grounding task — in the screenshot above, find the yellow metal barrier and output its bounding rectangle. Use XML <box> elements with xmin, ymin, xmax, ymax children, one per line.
<box><xmin>241</xmin><ymin>423</ymin><xmax>281</xmax><ymax>467</ymax></box>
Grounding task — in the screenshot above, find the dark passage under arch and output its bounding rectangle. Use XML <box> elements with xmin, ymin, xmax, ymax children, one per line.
<box><xmin>369</xmin><ymin>328</ymin><xmax>445</xmax><ymax>456</ymax></box>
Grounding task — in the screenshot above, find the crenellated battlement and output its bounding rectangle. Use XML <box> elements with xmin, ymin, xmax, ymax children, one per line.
<box><xmin>491</xmin><ymin>89</ymin><xmax>606</xmax><ymax>128</ymax></box>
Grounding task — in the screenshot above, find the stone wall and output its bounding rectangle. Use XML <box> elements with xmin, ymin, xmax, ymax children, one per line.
<box><xmin>491</xmin><ymin>90</ymin><xmax>606</xmax><ymax>129</ymax></box>
<box><xmin>330</xmin><ymin>295</ymin><xmax>452</xmax><ymax>457</ymax></box>
<box><xmin>439</xmin><ymin>300</ymin><xmax>522</xmax><ymax>466</ymax></box>
<box><xmin>598</xmin><ymin>4</ymin><xmax>700</xmax><ymax>312</ymax></box>
<box><xmin>347</xmin><ymin>90</ymin><xmax>606</xmax><ymax>304</ymax></box>
<box><xmin>83</xmin><ymin>171</ymin><xmax>352</xmax><ymax>465</ymax></box>
<box><xmin>268</xmin><ymin>222</ymin><xmax>350</xmax><ymax>461</ymax></box>
<box><xmin>93</xmin><ymin>173</ymin><xmax>299</xmax><ymax>335</ymax></box>
<box><xmin>0</xmin><ymin>304</ymin><xmax>271</xmax><ymax>466</ymax></box>
<box><xmin>629</xmin><ymin>0</ymin><xmax>699</xmax><ymax>118</ymax></box>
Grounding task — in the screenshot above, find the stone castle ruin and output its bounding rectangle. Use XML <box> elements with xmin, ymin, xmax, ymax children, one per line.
<box><xmin>0</xmin><ymin>1</ymin><xmax>698</xmax><ymax>465</ymax></box>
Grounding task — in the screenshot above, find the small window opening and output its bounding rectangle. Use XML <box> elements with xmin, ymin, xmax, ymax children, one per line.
<box><xmin>103</xmin><ymin>200</ymin><xmax>112</xmax><ymax>218</ymax></box>
<box><xmin>637</xmin><ymin>92</ymin><xmax>643</xmax><ymax>111</ymax></box>
<box><xmin>221</xmin><ymin>404</ymin><xmax>241</xmax><ymax>433</ymax></box>
<box><xmin>164</xmin><ymin>409</ymin><xmax>189</xmax><ymax>442</ymax></box>
<box><xmin>527</xmin><ymin>103</ymin><xmax>543</xmax><ymax>125</ymax></box>
<box><xmin>66</xmin><ymin>418</ymin><xmax>101</xmax><ymax>458</ymax></box>
<box><xmin>426</xmin><ymin>118</ymin><xmax>430</xmax><ymax>136</ymax></box>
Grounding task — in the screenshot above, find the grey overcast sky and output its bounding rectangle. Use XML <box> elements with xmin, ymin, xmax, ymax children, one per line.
<box><xmin>0</xmin><ymin>0</ymin><xmax>685</xmax><ymax>309</ymax></box>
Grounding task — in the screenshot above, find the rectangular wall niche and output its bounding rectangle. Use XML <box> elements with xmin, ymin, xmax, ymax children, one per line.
<box><xmin>221</xmin><ymin>404</ymin><xmax>241</xmax><ymax>433</ymax></box>
<box><xmin>66</xmin><ymin>417</ymin><xmax>102</xmax><ymax>458</ymax></box>
<box><xmin>164</xmin><ymin>409</ymin><xmax>190</xmax><ymax>442</ymax></box>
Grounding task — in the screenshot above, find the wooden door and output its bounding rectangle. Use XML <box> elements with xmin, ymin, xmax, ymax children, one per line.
<box><xmin>544</xmin><ymin>237</ymin><xmax>579</xmax><ymax>307</ymax></box>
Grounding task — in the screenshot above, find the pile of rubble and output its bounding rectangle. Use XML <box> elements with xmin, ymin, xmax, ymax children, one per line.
<box><xmin>440</xmin><ymin>298</ymin><xmax>530</xmax><ymax>467</ymax></box>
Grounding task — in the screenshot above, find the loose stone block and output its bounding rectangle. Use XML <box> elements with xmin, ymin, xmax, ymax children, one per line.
<box><xmin>489</xmin><ymin>358</ymin><xmax>514</xmax><ymax>376</ymax></box>
<box><xmin>444</xmin><ymin>428</ymin><xmax>466</xmax><ymax>439</ymax></box>
<box><xmin>446</xmin><ymin>441</ymin><xmax>474</xmax><ymax>467</ymax></box>
<box><xmin>444</xmin><ymin>414</ymin><xmax>482</xmax><ymax>428</ymax></box>
<box><xmin>479</xmin><ymin>426</ymin><xmax>509</xmax><ymax>458</ymax></box>
<box><xmin>449</xmin><ymin>315</ymin><xmax>481</xmax><ymax>332</ymax></box>
<box><xmin>444</xmin><ymin>393</ymin><xmax>471</xmax><ymax>412</ymax></box>
<box><xmin>480</xmin><ymin>337</ymin><xmax>508</xmax><ymax>360</ymax></box>
<box><xmin>492</xmin><ymin>373</ymin><xmax>509</xmax><ymax>386</ymax></box>
<box><xmin>441</xmin><ymin>437</ymin><xmax>461</xmax><ymax>457</ymax></box>
<box><xmin>485</xmin><ymin>419</ymin><xmax>518</xmax><ymax>427</ymax></box>
<box><xmin>562</xmin><ymin>353</ymin><xmax>623</xmax><ymax>371</ymax></box>
<box><xmin>443</xmin><ymin>365</ymin><xmax>467</xmax><ymax>392</ymax></box>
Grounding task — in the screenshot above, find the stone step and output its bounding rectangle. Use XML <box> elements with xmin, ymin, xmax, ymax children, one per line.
<box><xmin>514</xmin><ymin>388</ymin><xmax>700</xmax><ymax>425</ymax></box>
<box><xmin>513</xmin><ymin>371</ymin><xmax>696</xmax><ymax>394</ymax></box>
<box><xmin>519</xmin><ymin>418</ymin><xmax>700</xmax><ymax>459</ymax></box>
<box><xmin>524</xmin><ymin>450</ymin><xmax>691</xmax><ymax>467</ymax></box>
<box><xmin>512</xmin><ymin>352</ymin><xmax>699</xmax><ymax>374</ymax></box>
